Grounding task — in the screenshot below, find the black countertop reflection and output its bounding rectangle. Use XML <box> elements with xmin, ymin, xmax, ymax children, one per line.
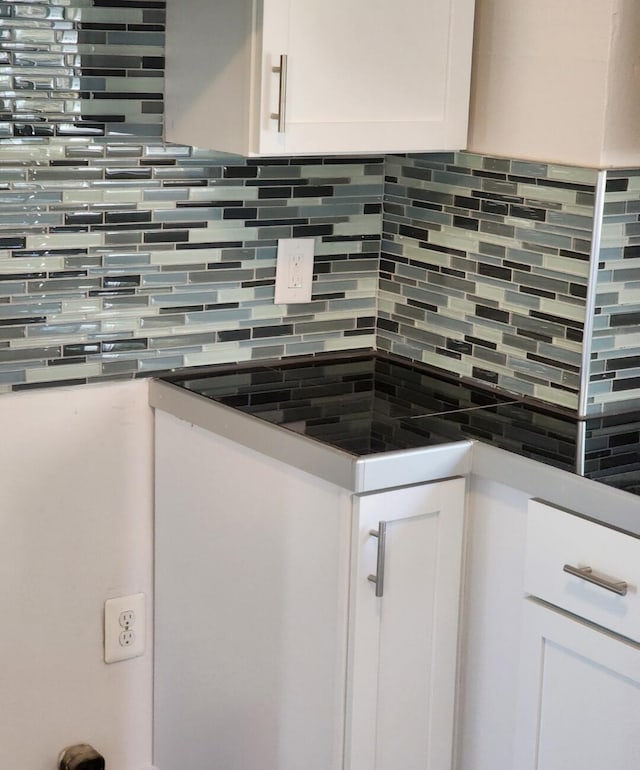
<box><xmin>163</xmin><ymin>353</ymin><xmax>640</xmax><ymax>498</ymax></box>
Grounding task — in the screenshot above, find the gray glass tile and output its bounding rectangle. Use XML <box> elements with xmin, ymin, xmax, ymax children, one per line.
<box><xmin>0</xmin><ymin>6</ymin><xmax>633</xmax><ymax>416</ymax></box>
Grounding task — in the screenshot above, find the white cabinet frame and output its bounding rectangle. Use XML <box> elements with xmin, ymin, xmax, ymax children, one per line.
<box><xmin>165</xmin><ymin>0</ymin><xmax>475</xmax><ymax>156</ymax></box>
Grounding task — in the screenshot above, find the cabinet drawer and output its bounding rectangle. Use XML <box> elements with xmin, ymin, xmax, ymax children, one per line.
<box><xmin>525</xmin><ymin>500</ymin><xmax>640</xmax><ymax>642</ymax></box>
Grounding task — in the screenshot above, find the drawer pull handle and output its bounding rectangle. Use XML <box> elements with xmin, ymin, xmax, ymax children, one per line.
<box><xmin>270</xmin><ymin>54</ymin><xmax>288</xmax><ymax>133</ymax></box>
<box><xmin>563</xmin><ymin>564</ymin><xmax>628</xmax><ymax>596</ymax></box>
<box><xmin>367</xmin><ymin>521</ymin><xmax>387</xmax><ymax>598</ymax></box>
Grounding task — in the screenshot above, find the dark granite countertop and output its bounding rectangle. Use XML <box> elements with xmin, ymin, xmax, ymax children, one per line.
<box><xmin>161</xmin><ymin>353</ymin><xmax>640</xmax><ymax>498</ymax></box>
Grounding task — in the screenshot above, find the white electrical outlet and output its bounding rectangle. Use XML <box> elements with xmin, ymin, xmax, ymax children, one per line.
<box><xmin>104</xmin><ymin>593</ymin><xmax>145</xmax><ymax>663</ymax></box>
<box><xmin>274</xmin><ymin>237</ymin><xmax>314</xmax><ymax>304</ymax></box>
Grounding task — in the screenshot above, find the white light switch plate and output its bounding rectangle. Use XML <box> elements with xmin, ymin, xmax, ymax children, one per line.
<box><xmin>104</xmin><ymin>593</ymin><xmax>145</xmax><ymax>663</ymax></box>
<box><xmin>274</xmin><ymin>237</ymin><xmax>314</xmax><ymax>304</ymax></box>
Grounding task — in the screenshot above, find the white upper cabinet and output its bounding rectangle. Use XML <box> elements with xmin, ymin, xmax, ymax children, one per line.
<box><xmin>165</xmin><ymin>0</ymin><xmax>476</xmax><ymax>156</ymax></box>
<box><xmin>467</xmin><ymin>0</ymin><xmax>640</xmax><ymax>167</ymax></box>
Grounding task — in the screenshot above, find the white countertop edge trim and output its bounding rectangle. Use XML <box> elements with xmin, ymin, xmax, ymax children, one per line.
<box><xmin>355</xmin><ymin>441</ymin><xmax>473</xmax><ymax>493</ymax></box>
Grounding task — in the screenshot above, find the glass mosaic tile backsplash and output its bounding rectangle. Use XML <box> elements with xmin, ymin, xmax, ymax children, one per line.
<box><xmin>588</xmin><ymin>169</ymin><xmax>640</xmax><ymax>414</ymax></box>
<box><xmin>379</xmin><ymin>153</ymin><xmax>596</xmax><ymax>412</ymax></box>
<box><xmin>0</xmin><ymin>0</ymin><xmax>638</xmax><ymax>416</ymax></box>
<box><xmin>0</xmin><ymin>0</ymin><xmax>381</xmax><ymax>393</ymax></box>
<box><xmin>170</xmin><ymin>353</ymin><xmax>525</xmax><ymax>456</ymax></box>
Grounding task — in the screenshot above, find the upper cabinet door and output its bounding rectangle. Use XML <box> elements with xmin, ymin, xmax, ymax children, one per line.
<box><xmin>165</xmin><ymin>0</ymin><xmax>475</xmax><ymax>156</ymax></box>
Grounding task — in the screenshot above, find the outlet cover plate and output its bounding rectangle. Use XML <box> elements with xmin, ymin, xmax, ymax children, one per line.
<box><xmin>104</xmin><ymin>593</ymin><xmax>145</xmax><ymax>663</ymax></box>
<box><xmin>274</xmin><ymin>237</ymin><xmax>314</xmax><ymax>304</ymax></box>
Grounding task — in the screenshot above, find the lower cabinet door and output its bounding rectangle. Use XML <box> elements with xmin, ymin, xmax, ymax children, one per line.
<box><xmin>515</xmin><ymin>599</ymin><xmax>640</xmax><ymax>770</ymax></box>
<box><xmin>345</xmin><ymin>477</ymin><xmax>466</xmax><ymax>770</ymax></box>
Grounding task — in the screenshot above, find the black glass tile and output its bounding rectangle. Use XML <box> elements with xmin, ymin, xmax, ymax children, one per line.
<box><xmin>612</xmin><ymin>376</ymin><xmax>640</xmax><ymax>393</ymax></box>
<box><xmin>605</xmin><ymin>178</ymin><xmax>630</xmax><ymax>193</ymax></box>
<box><xmin>223</xmin><ymin>166</ymin><xmax>258</xmax><ymax>179</ymax></box>
<box><xmin>82</xmin><ymin>55</ymin><xmax>141</xmax><ymax>69</ymax></box>
<box><xmin>14</xmin><ymin>124</ymin><xmax>55</xmax><ymax>137</ymax></box>
<box><xmin>509</xmin><ymin>204</ymin><xmax>546</xmax><ymax>222</ymax></box>
<box><xmin>399</xmin><ymin>224</ymin><xmax>430</xmax><ymax>241</ymax></box>
<box><xmin>223</xmin><ymin>207</ymin><xmax>258</xmax><ymax>220</ymax></box>
<box><xmin>218</xmin><ymin>329</ymin><xmax>251</xmax><ymax>342</ymax></box>
<box><xmin>481</xmin><ymin>199</ymin><xmax>509</xmax><ymax>216</ymax></box>
<box><xmin>472</xmin><ymin>366</ymin><xmax>499</xmax><ymax>385</ymax></box>
<box><xmin>142</xmin><ymin>56</ymin><xmax>165</xmax><ymax>69</ymax></box>
<box><xmin>544</xmin><ymin>179</ymin><xmax>595</xmax><ymax>193</ymax></box>
<box><xmin>0</xmin><ymin>236</ymin><xmax>26</xmax><ymax>249</ymax></box>
<box><xmin>258</xmin><ymin>186</ymin><xmax>293</xmax><ymax>199</ymax></box>
<box><xmin>454</xmin><ymin>195</ymin><xmax>480</xmax><ymax>211</ymax></box>
<box><xmin>476</xmin><ymin>304</ymin><xmax>509</xmax><ymax>324</ymax></box>
<box><xmin>611</xmin><ymin>311</ymin><xmax>640</xmax><ymax>327</ymax></box>
<box><xmin>144</xmin><ymin>230</ymin><xmax>189</xmax><ymax>243</ymax></box>
<box><xmin>293</xmin><ymin>224</ymin><xmax>333</xmax><ymax>237</ymax></box>
<box><xmin>453</xmin><ymin>215</ymin><xmax>479</xmax><ymax>231</ymax></box>
<box><xmin>0</xmin><ymin>316</ymin><xmax>46</xmax><ymax>326</ymax></box>
<box><xmin>478</xmin><ymin>263</ymin><xmax>512</xmax><ymax>281</ymax></box>
<box><xmin>162</xmin><ymin>353</ymin><xmax>640</xmax><ymax>496</ymax></box>
<box><xmin>104</xmin><ymin>211</ymin><xmax>153</xmax><ymax>224</ymax></box>
<box><xmin>623</xmin><ymin>245</ymin><xmax>640</xmax><ymax>259</ymax></box>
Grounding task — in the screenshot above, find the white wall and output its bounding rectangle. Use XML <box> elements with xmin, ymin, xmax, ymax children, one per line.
<box><xmin>0</xmin><ymin>380</ymin><xmax>154</xmax><ymax>770</ymax></box>
<box><xmin>467</xmin><ymin>0</ymin><xmax>640</xmax><ymax>167</ymax></box>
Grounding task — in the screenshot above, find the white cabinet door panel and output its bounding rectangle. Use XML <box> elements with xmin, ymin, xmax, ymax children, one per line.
<box><xmin>515</xmin><ymin>599</ymin><xmax>640</xmax><ymax>770</ymax></box>
<box><xmin>258</xmin><ymin>0</ymin><xmax>473</xmax><ymax>155</ymax></box>
<box><xmin>166</xmin><ymin>0</ymin><xmax>475</xmax><ymax>156</ymax></box>
<box><xmin>346</xmin><ymin>477</ymin><xmax>466</xmax><ymax>770</ymax></box>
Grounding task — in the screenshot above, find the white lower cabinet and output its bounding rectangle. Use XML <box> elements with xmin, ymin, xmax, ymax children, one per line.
<box><xmin>458</xmin><ymin>478</ymin><xmax>640</xmax><ymax>770</ymax></box>
<box><xmin>154</xmin><ymin>403</ymin><xmax>640</xmax><ymax>770</ymax></box>
<box><xmin>154</xmin><ymin>410</ymin><xmax>466</xmax><ymax>770</ymax></box>
<box><xmin>346</xmin><ymin>479</ymin><xmax>466</xmax><ymax>770</ymax></box>
<box><xmin>515</xmin><ymin>600</ymin><xmax>640</xmax><ymax>770</ymax></box>
<box><xmin>154</xmin><ymin>413</ymin><xmax>351</xmax><ymax>770</ymax></box>
<box><xmin>514</xmin><ymin>500</ymin><xmax>640</xmax><ymax>770</ymax></box>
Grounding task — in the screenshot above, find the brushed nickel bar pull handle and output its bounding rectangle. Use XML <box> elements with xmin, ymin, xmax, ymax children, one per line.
<box><xmin>563</xmin><ymin>564</ymin><xmax>628</xmax><ymax>596</ymax></box>
<box><xmin>270</xmin><ymin>54</ymin><xmax>288</xmax><ymax>133</ymax></box>
<box><xmin>367</xmin><ymin>521</ymin><xmax>387</xmax><ymax>598</ymax></box>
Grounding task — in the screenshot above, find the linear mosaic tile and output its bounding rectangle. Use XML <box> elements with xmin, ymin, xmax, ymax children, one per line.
<box><xmin>1</xmin><ymin>1</ymin><xmax>639</xmax><ymax>417</ymax></box>
<box><xmin>165</xmin><ymin>353</ymin><xmax>580</xmax><ymax>463</ymax></box>
<box><xmin>583</xmin><ymin>411</ymin><xmax>640</xmax><ymax>494</ymax></box>
<box><xmin>378</xmin><ymin>152</ymin><xmax>597</xmax><ymax>411</ymax></box>
<box><xmin>0</xmin><ymin>0</ymin><xmax>382</xmax><ymax>394</ymax></box>
<box><xmin>587</xmin><ymin>169</ymin><xmax>640</xmax><ymax>414</ymax></box>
